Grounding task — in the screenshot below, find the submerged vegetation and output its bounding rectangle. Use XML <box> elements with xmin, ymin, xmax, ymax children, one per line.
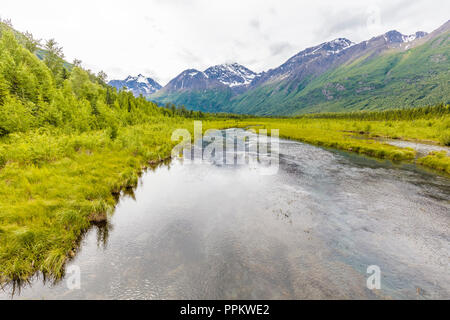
<box><xmin>0</xmin><ymin>21</ymin><xmax>449</xmax><ymax>284</ymax></box>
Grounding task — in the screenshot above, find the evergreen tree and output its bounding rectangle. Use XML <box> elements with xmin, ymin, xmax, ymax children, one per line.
<box><xmin>97</xmin><ymin>70</ymin><xmax>107</xmax><ymax>85</ymax></box>
<box><xmin>73</xmin><ymin>59</ymin><xmax>82</xmax><ymax>67</ymax></box>
<box><xmin>23</xmin><ymin>31</ymin><xmax>40</xmax><ymax>53</ymax></box>
<box><xmin>44</xmin><ymin>39</ymin><xmax>64</xmax><ymax>77</ymax></box>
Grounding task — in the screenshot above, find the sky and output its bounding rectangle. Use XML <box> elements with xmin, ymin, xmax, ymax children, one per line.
<box><xmin>1</xmin><ymin>0</ymin><xmax>449</xmax><ymax>85</ymax></box>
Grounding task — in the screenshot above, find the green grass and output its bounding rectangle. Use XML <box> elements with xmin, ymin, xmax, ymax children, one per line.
<box><xmin>0</xmin><ymin>121</ymin><xmax>170</xmax><ymax>283</ymax></box>
<box><xmin>0</xmin><ymin>118</ymin><xmax>238</xmax><ymax>284</ymax></box>
<box><xmin>0</xmin><ymin>115</ymin><xmax>449</xmax><ymax>284</ymax></box>
<box><xmin>232</xmin><ymin>115</ymin><xmax>449</xmax><ymax>170</ymax></box>
<box><xmin>417</xmin><ymin>151</ymin><xmax>450</xmax><ymax>174</ymax></box>
<box><xmin>234</xmin><ymin>118</ymin><xmax>416</xmax><ymax>161</ymax></box>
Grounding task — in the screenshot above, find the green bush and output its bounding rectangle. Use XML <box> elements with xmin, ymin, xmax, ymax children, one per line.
<box><xmin>439</xmin><ymin>132</ymin><xmax>450</xmax><ymax>146</ymax></box>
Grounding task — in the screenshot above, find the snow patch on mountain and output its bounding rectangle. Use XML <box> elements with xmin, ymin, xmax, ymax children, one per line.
<box><xmin>382</xmin><ymin>30</ymin><xmax>428</xmax><ymax>44</ymax></box>
<box><xmin>299</xmin><ymin>38</ymin><xmax>355</xmax><ymax>58</ymax></box>
<box><xmin>135</xmin><ymin>74</ymin><xmax>148</xmax><ymax>84</ymax></box>
<box><xmin>204</xmin><ymin>63</ymin><xmax>257</xmax><ymax>88</ymax></box>
<box><xmin>109</xmin><ymin>74</ymin><xmax>162</xmax><ymax>97</ymax></box>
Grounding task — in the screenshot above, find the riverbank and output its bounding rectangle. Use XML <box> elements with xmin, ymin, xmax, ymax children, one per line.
<box><xmin>2</xmin><ymin>126</ymin><xmax>449</xmax><ymax>299</ymax></box>
<box><xmin>0</xmin><ymin>118</ymin><xmax>237</xmax><ymax>284</ymax></box>
<box><xmin>233</xmin><ymin>117</ymin><xmax>450</xmax><ymax>174</ymax></box>
<box><xmin>0</xmin><ymin>116</ymin><xmax>449</xmax><ymax>284</ymax></box>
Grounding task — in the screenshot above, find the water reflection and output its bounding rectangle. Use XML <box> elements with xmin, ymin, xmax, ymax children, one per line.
<box><xmin>92</xmin><ymin>220</ymin><xmax>112</xmax><ymax>249</ymax></box>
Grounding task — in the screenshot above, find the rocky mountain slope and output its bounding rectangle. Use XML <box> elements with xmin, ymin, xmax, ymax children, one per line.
<box><xmin>151</xmin><ymin>63</ymin><xmax>257</xmax><ymax>111</ymax></box>
<box><xmin>109</xmin><ymin>74</ymin><xmax>162</xmax><ymax>97</ymax></box>
<box><xmin>228</xmin><ymin>25</ymin><xmax>448</xmax><ymax>115</ymax></box>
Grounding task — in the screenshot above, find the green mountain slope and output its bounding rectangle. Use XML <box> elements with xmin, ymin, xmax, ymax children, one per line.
<box><xmin>0</xmin><ymin>24</ymin><xmax>174</xmax><ymax>137</ymax></box>
<box><xmin>152</xmin><ymin>87</ymin><xmax>233</xmax><ymax>113</ymax></box>
<box><xmin>152</xmin><ymin>22</ymin><xmax>449</xmax><ymax>115</ymax></box>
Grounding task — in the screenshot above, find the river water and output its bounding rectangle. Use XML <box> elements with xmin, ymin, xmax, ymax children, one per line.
<box><xmin>1</xmin><ymin>129</ymin><xmax>449</xmax><ymax>299</ymax></box>
<box><xmin>381</xmin><ymin>139</ymin><xmax>450</xmax><ymax>157</ymax></box>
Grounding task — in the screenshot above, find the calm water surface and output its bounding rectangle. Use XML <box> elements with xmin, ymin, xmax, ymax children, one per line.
<box><xmin>1</xmin><ymin>129</ymin><xmax>449</xmax><ymax>299</ymax></box>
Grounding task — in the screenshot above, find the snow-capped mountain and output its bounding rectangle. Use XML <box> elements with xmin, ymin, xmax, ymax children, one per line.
<box><xmin>251</xmin><ymin>38</ymin><xmax>356</xmax><ymax>86</ymax></box>
<box><xmin>381</xmin><ymin>30</ymin><xmax>428</xmax><ymax>43</ymax></box>
<box><xmin>157</xmin><ymin>69</ymin><xmax>222</xmax><ymax>93</ymax></box>
<box><xmin>156</xmin><ymin>63</ymin><xmax>258</xmax><ymax>95</ymax></box>
<box><xmin>298</xmin><ymin>38</ymin><xmax>355</xmax><ymax>57</ymax></box>
<box><xmin>204</xmin><ymin>63</ymin><xmax>257</xmax><ymax>88</ymax></box>
<box><xmin>251</xmin><ymin>30</ymin><xmax>428</xmax><ymax>87</ymax></box>
<box><xmin>108</xmin><ymin>74</ymin><xmax>162</xmax><ymax>97</ymax></box>
<box><xmin>230</xmin><ymin>26</ymin><xmax>441</xmax><ymax>115</ymax></box>
<box><xmin>149</xmin><ymin>21</ymin><xmax>448</xmax><ymax>115</ymax></box>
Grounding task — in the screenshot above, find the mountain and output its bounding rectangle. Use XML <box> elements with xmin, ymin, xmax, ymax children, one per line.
<box><xmin>204</xmin><ymin>63</ymin><xmax>257</xmax><ymax>92</ymax></box>
<box><xmin>248</xmin><ymin>31</ymin><xmax>429</xmax><ymax>90</ymax></box>
<box><xmin>227</xmin><ymin>25</ymin><xmax>448</xmax><ymax>115</ymax></box>
<box><xmin>157</xmin><ymin>69</ymin><xmax>225</xmax><ymax>92</ymax></box>
<box><xmin>249</xmin><ymin>38</ymin><xmax>356</xmax><ymax>89</ymax></box>
<box><xmin>109</xmin><ymin>74</ymin><xmax>162</xmax><ymax>97</ymax></box>
<box><xmin>151</xmin><ymin>21</ymin><xmax>449</xmax><ymax>115</ymax></box>
<box><xmin>150</xmin><ymin>63</ymin><xmax>257</xmax><ymax>111</ymax></box>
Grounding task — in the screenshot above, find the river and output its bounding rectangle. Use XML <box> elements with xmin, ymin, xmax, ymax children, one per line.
<box><xmin>1</xmin><ymin>129</ymin><xmax>449</xmax><ymax>299</ymax></box>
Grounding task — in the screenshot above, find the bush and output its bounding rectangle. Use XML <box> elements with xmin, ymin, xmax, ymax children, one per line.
<box><xmin>439</xmin><ymin>132</ymin><xmax>450</xmax><ymax>146</ymax></box>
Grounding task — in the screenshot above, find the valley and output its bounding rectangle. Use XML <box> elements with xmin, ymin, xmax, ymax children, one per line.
<box><xmin>0</xmin><ymin>13</ymin><xmax>449</xmax><ymax>301</ymax></box>
<box><xmin>127</xmin><ymin>21</ymin><xmax>450</xmax><ymax>116</ymax></box>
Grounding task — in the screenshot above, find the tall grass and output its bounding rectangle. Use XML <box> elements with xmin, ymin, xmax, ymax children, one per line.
<box><xmin>0</xmin><ymin>118</ymin><xmax>241</xmax><ymax>284</ymax></box>
<box><xmin>1</xmin><ymin>112</ymin><xmax>449</xmax><ymax>284</ymax></box>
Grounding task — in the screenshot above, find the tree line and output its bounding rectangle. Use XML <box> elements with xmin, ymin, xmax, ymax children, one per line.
<box><xmin>0</xmin><ymin>19</ymin><xmax>254</xmax><ymax>138</ymax></box>
<box><xmin>0</xmin><ymin>21</ymin><xmax>184</xmax><ymax>138</ymax></box>
<box><xmin>158</xmin><ymin>102</ymin><xmax>253</xmax><ymax>119</ymax></box>
<box><xmin>297</xmin><ymin>104</ymin><xmax>449</xmax><ymax>121</ymax></box>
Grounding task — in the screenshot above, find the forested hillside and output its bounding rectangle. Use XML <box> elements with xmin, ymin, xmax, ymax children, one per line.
<box><xmin>0</xmin><ymin>21</ymin><xmax>179</xmax><ymax>138</ymax></box>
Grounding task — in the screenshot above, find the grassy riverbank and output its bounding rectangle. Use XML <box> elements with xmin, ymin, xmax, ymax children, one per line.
<box><xmin>0</xmin><ymin>119</ymin><xmax>239</xmax><ymax>284</ymax></box>
<box><xmin>0</xmin><ymin>121</ymin><xmax>179</xmax><ymax>283</ymax></box>
<box><xmin>0</xmin><ymin>27</ymin><xmax>240</xmax><ymax>284</ymax></box>
<box><xmin>1</xmin><ymin>116</ymin><xmax>449</xmax><ymax>284</ymax></box>
<box><xmin>232</xmin><ymin>109</ymin><xmax>449</xmax><ymax>173</ymax></box>
<box><xmin>417</xmin><ymin>152</ymin><xmax>450</xmax><ymax>174</ymax></box>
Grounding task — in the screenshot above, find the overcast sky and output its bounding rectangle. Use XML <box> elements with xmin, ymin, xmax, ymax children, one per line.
<box><xmin>2</xmin><ymin>0</ymin><xmax>449</xmax><ymax>85</ymax></box>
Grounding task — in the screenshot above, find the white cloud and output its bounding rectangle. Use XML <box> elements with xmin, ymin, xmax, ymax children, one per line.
<box><xmin>1</xmin><ymin>0</ymin><xmax>448</xmax><ymax>84</ymax></box>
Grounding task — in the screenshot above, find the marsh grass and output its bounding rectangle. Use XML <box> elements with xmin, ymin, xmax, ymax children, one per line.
<box><xmin>0</xmin><ymin>115</ymin><xmax>449</xmax><ymax>284</ymax></box>
<box><xmin>417</xmin><ymin>151</ymin><xmax>450</xmax><ymax>174</ymax></box>
<box><xmin>0</xmin><ymin>118</ymin><xmax>239</xmax><ymax>284</ymax></box>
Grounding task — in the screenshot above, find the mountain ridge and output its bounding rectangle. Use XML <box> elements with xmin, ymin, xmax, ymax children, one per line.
<box><xmin>109</xmin><ymin>74</ymin><xmax>162</xmax><ymax>97</ymax></box>
<box><xmin>151</xmin><ymin>21</ymin><xmax>448</xmax><ymax>115</ymax></box>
